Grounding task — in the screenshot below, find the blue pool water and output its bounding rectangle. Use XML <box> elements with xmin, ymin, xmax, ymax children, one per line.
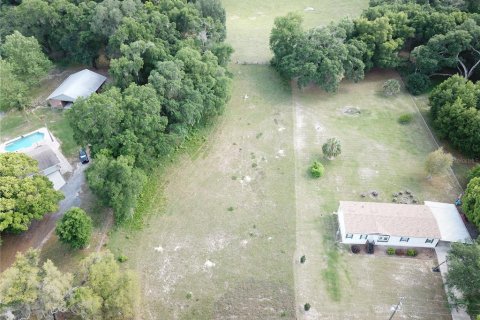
<box><xmin>5</xmin><ymin>132</ymin><xmax>45</xmax><ymax>152</ymax></box>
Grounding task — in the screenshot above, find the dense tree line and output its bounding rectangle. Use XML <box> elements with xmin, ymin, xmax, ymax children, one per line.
<box><xmin>429</xmin><ymin>75</ymin><xmax>480</xmax><ymax>157</ymax></box>
<box><xmin>270</xmin><ymin>0</ymin><xmax>480</xmax><ymax>93</ymax></box>
<box><xmin>0</xmin><ymin>249</ymin><xmax>138</xmax><ymax>319</ymax></box>
<box><xmin>0</xmin><ymin>31</ymin><xmax>51</xmax><ymax>110</ymax></box>
<box><xmin>1</xmin><ymin>0</ymin><xmax>231</xmax><ymax>223</ymax></box>
<box><xmin>1</xmin><ymin>0</ymin><xmax>232</xmax><ymax>224</ymax></box>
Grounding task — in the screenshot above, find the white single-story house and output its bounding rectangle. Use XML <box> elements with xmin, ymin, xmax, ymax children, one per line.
<box><xmin>47</xmin><ymin>69</ymin><xmax>106</xmax><ymax>108</ymax></box>
<box><xmin>337</xmin><ymin>201</ymin><xmax>471</xmax><ymax>248</ymax></box>
<box><xmin>26</xmin><ymin>145</ymin><xmax>65</xmax><ymax>190</ymax></box>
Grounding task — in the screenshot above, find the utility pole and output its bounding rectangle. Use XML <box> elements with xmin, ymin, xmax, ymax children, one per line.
<box><xmin>388</xmin><ymin>297</ymin><xmax>404</xmax><ymax>320</ymax></box>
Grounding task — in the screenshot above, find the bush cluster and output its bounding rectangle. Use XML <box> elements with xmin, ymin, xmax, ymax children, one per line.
<box><xmin>406</xmin><ymin>249</ymin><xmax>417</xmax><ymax>257</ymax></box>
<box><xmin>310</xmin><ymin>161</ymin><xmax>325</xmax><ymax>178</ymax></box>
<box><xmin>398</xmin><ymin>113</ymin><xmax>413</xmax><ymax>124</ymax></box>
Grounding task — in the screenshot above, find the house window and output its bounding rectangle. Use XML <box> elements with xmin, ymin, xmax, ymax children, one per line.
<box><xmin>346</xmin><ymin>233</ymin><xmax>353</xmax><ymax>239</ymax></box>
<box><xmin>400</xmin><ymin>237</ymin><xmax>410</xmax><ymax>242</ymax></box>
<box><xmin>377</xmin><ymin>235</ymin><xmax>390</xmax><ymax>242</ymax></box>
<box><xmin>425</xmin><ymin>238</ymin><xmax>435</xmax><ymax>244</ymax></box>
<box><xmin>359</xmin><ymin>234</ymin><xmax>368</xmax><ymax>240</ymax></box>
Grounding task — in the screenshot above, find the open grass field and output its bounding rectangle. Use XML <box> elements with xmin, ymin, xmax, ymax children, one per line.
<box><xmin>222</xmin><ymin>0</ymin><xmax>369</xmax><ymax>63</ymax></box>
<box><xmin>108</xmin><ymin>64</ymin><xmax>297</xmax><ymax>319</ymax></box>
<box><xmin>104</xmin><ymin>1</ymin><xmax>460</xmax><ymax>319</ymax></box>
<box><xmin>292</xmin><ymin>70</ymin><xmax>459</xmax><ymax>319</ymax></box>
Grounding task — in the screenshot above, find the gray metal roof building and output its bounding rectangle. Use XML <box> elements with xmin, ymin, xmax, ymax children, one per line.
<box><xmin>47</xmin><ymin>69</ymin><xmax>106</xmax><ymax>106</ymax></box>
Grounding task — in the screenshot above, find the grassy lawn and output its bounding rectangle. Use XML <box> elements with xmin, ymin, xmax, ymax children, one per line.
<box><xmin>222</xmin><ymin>0</ymin><xmax>369</xmax><ymax>63</ymax></box>
<box><xmin>108</xmin><ymin>64</ymin><xmax>297</xmax><ymax>318</ymax></box>
<box><xmin>0</xmin><ymin>108</ymin><xmax>77</xmax><ymax>158</ymax></box>
<box><xmin>292</xmin><ymin>70</ymin><xmax>457</xmax><ymax>319</ymax></box>
<box><xmin>0</xmin><ymin>66</ymin><xmax>84</xmax><ymax>158</ymax></box>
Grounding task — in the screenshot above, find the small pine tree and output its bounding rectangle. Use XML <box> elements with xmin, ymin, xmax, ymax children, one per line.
<box><xmin>56</xmin><ymin>207</ymin><xmax>93</xmax><ymax>250</ymax></box>
<box><xmin>322</xmin><ymin>138</ymin><xmax>342</xmax><ymax>160</ymax></box>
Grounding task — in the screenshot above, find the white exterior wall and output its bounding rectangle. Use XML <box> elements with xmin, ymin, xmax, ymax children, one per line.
<box><xmin>337</xmin><ymin>208</ymin><xmax>440</xmax><ymax>248</ymax></box>
<box><xmin>340</xmin><ymin>233</ymin><xmax>439</xmax><ymax>248</ymax></box>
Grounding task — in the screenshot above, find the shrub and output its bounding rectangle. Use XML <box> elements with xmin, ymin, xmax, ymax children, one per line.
<box><xmin>310</xmin><ymin>161</ymin><xmax>325</xmax><ymax>178</ymax></box>
<box><xmin>351</xmin><ymin>245</ymin><xmax>360</xmax><ymax>254</ymax></box>
<box><xmin>395</xmin><ymin>248</ymin><xmax>405</xmax><ymax>256</ymax></box>
<box><xmin>387</xmin><ymin>247</ymin><xmax>395</xmax><ymax>255</ymax></box>
<box><xmin>55</xmin><ymin>207</ymin><xmax>92</xmax><ymax>250</ymax></box>
<box><xmin>304</xmin><ymin>303</ymin><xmax>311</xmax><ymax>311</ymax></box>
<box><xmin>383</xmin><ymin>79</ymin><xmax>401</xmax><ymax>96</ymax></box>
<box><xmin>300</xmin><ymin>255</ymin><xmax>306</xmax><ymax>263</ymax></box>
<box><xmin>322</xmin><ymin>138</ymin><xmax>342</xmax><ymax>160</ymax></box>
<box><xmin>406</xmin><ymin>249</ymin><xmax>417</xmax><ymax>257</ymax></box>
<box><xmin>425</xmin><ymin>147</ymin><xmax>453</xmax><ymax>178</ymax></box>
<box><xmin>398</xmin><ymin>113</ymin><xmax>413</xmax><ymax>124</ymax></box>
<box><xmin>117</xmin><ymin>254</ymin><xmax>128</xmax><ymax>263</ymax></box>
<box><xmin>405</xmin><ymin>73</ymin><xmax>431</xmax><ymax>95</ymax></box>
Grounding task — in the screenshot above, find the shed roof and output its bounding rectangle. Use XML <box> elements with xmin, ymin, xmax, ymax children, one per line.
<box><xmin>47</xmin><ymin>69</ymin><xmax>106</xmax><ymax>102</ymax></box>
<box><xmin>339</xmin><ymin>201</ymin><xmax>441</xmax><ymax>238</ymax></box>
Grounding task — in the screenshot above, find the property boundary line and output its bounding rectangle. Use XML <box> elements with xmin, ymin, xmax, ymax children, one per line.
<box><xmin>400</xmin><ymin>79</ymin><xmax>463</xmax><ymax>193</ymax></box>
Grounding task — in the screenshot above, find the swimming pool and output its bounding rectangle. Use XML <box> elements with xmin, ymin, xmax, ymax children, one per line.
<box><xmin>5</xmin><ymin>132</ymin><xmax>45</xmax><ymax>152</ymax></box>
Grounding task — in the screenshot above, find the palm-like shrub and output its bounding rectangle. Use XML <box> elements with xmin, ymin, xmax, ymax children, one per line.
<box><xmin>322</xmin><ymin>138</ymin><xmax>342</xmax><ymax>160</ymax></box>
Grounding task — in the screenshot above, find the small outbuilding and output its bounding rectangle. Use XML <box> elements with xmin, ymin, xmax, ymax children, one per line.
<box><xmin>337</xmin><ymin>201</ymin><xmax>471</xmax><ymax>248</ymax></box>
<box><xmin>47</xmin><ymin>69</ymin><xmax>106</xmax><ymax>108</ymax></box>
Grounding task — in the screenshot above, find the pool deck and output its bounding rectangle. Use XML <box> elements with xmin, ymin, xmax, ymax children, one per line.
<box><xmin>0</xmin><ymin>127</ymin><xmax>72</xmax><ymax>174</ymax></box>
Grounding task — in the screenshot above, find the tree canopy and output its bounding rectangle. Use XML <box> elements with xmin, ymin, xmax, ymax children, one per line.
<box><xmin>58</xmin><ymin>0</ymin><xmax>232</xmax><ymax>222</ymax></box>
<box><xmin>56</xmin><ymin>207</ymin><xmax>93</xmax><ymax>249</ymax></box>
<box><xmin>86</xmin><ymin>151</ymin><xmax>146</xmax><ymax>223</ymax></box>
<box><xmin>1</xmin><ymin>31</ymin><xmax>51</xmax><ymax>85</ymax></box>
<box><xmin>463</xmin><ymin>177</ymin><xmax>480</xmax><ymax>228</ymax></box>
<box><xmin>446</xmin><ymin>240</ymin><xmax>480</xmax><ymax>318</ymax></box>
<box><xmin>0</xmin><ymin>31</ymin><xmax>51</xmax><ymax>110</ymax></box>
<box><xmin>269</xmin><ymin>0</ymin><xmax>480</xmax><ymax>93</ymax></box>
<box><xmin>424</xmin><ymin>147</ymin><xmax>453</xmax><ymax>178</ymax></box>
<box><xmin>429</xmin><ymin>75</ymin><xmax>480</xmax><ymax>157</ymax></box>
<box><xmin>0</xmin><ymin>153</ymin><xmax>64</xmax><ymax>233</ymax></box>
<box><xmin>0</xmin><ymin>249</ymin><xmax>137</xmax><ymax>320</ymax></box>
